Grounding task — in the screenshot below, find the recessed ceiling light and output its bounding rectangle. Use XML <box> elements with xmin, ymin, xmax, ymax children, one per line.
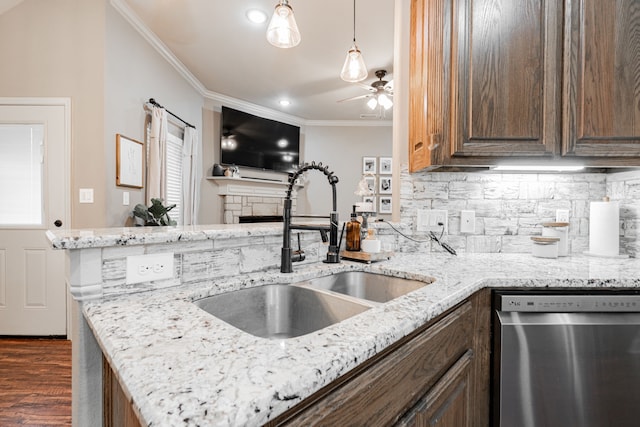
<box><xmin>279</xmin><ymin>99</ymin><xmax>291</xmax><ymax>106</ymax></box>
<box><xmin>246</xmin><ymin>9</ymin><xmax>267</xmax><ymax>24</ymax></box>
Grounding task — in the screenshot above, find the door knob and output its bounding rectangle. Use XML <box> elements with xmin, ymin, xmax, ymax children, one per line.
<box><xmin>54</xmin><ymin>219</ymin><xmax>63</xmax><ymax>227</ymax></box>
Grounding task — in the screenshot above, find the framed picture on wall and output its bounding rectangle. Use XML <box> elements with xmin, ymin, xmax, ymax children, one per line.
<box><xmin>116</xmin><ymin>134</ymin><xmax>144</xmax><ymax>188</ymax></box>
<box><xmin>379</xmin><ymin>176</ymin><xmax>392</xmax><ymax>194</ymax></box>
<box><xmin>364</xmin><ymin>176</ymin><xmax>376</xmax><ymax>194</ymax></box>
<box><xmin>362</xmin><ymin>195</ymin><xmax>377</xmax><ymax>212</ymax></box>
<box><xmin>379</xmin><ymin>197</ymin><xmax>392</xmax><ymax>214</ymax></box>
<box><xmin>362</xmin><ymin>156</ymin><xmax>377</xmax><ymax>174</ymax></box>
<box><xmin>379</xmin><ymin>157</ymin><xmax>392</xmax><ymax>174</ymax></box>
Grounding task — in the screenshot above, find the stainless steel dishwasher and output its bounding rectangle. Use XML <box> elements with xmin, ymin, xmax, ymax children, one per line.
<box><xmin>493</xmin><ymin>291</ymin><xmax>640</xmax><ymax>427</ymax></box>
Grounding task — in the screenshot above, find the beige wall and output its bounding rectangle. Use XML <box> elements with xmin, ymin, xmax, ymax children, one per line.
<box><xmin>104</xmin><ymin>4</ymin><xmax>203</xmax><ymax>227</ymax></box>
<box><xmin>0</xmin><ymin>0</ymin><xmax>106</xmax><ymax>228</ymax></box>
<box><xmin>302</xmin><ymin>125</ymin><xmax>393</xmax><ymax>220</ymax></box>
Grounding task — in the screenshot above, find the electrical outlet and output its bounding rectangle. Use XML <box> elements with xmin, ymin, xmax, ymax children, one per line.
<box><xmin>126</xmin><ymin>253</ymin><xmax>174</xmax><ymax>284</ymax></box>
<box><xmin>460</xmin><ymin>210</ymin><xmax>475</xmax><ymax>233</ymax></box>
<box><xmin>416</xmin><ymin>209</ymin><xmax>448</xmax><ymax>233</ymax></box>
<box><xmin>556</xmin><ymin>209</ymin><xmax>570</xmax><ymax>223</ymax></box>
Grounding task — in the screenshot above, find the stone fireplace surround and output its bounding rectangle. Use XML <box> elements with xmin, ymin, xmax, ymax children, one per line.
<box><xmin>208</xmin><ymin>176</ymin><xmax>297</xmax><ymax>224</ymax></box>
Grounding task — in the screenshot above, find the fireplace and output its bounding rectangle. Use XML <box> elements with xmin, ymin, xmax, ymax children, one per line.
<box><xmin>239</xmin><ymin>215</ymin><xmax>283</xmax><ymax>223</ymax></box>
<box><xmin>210</xmin><ymin>176</ymin><xmax>299</xmax><ymax>224</ymax></box>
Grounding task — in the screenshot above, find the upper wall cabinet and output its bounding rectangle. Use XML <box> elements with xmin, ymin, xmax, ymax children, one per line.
<box><xmin>410</xmin><ymin>0</ymin><xmax>640</xmax><ymax>171</ymax></box>
<box><xmin>563</xmin><ymin>0</ymin><xmax>640</xmax><ymax>160</ymax></box>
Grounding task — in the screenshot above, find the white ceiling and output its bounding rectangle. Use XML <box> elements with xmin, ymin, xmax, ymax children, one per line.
<box><xmin>120</xmin><ymin>0</ymin><xmax>396</xmax><ymax>122</ymax></box>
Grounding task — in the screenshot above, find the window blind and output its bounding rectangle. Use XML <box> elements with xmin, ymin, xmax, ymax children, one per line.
<box><xmin>165</xmin><ymin>132</ymin><xmax>183</xmax><ymax>225</ymax></box>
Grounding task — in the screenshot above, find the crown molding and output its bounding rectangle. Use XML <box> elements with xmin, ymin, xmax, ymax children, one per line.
<box><xmin>110</xmin><ymin>0</ymin><xmax>207</xmax><ymax>95</ymax></box>
<box><xmin>110</xmin><ymin>0</ymin><xmax>391</xmax><ymax>129</ymax></box>
<box><xmin>305</xmin><ymin>120</ymin><xmax>392</xmax><ymax>127</ymax></box>
<box><xmin>202</xmin><ymin>90</ymin><xmax>307</xmax><ymax>127</ymax></box>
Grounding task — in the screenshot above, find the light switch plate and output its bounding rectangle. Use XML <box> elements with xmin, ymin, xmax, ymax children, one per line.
<box><xmin>79</xmin><ymin>188</ymin><xmax>94</xmax><ymax>204</ymax></box>
<box><xmin>123</xmin><ymin>191</ymin><xmax>130</xmax><ymax>206</ymax></box>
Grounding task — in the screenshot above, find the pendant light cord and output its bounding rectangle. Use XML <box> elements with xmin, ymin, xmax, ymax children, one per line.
<box><xmin>352</xmin><ymin>0</ymin><xmax>356</xmax><ymax>43</ymax></box>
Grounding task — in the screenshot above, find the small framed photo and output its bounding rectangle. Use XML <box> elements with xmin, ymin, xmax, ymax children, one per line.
<box><xmin>379</xmin><ymin>176</ymin><xmax>392</xmax><ymax>194</ymax></box>
<box><xmin>379</xmin><ymin>196</ymin><xmax>392</xmax><ymax>214</ymax></box>
<box><xmin>364</xmin><ymin>176</ymin><xmax>376</xmax><ymax>194</ymax></box>
<box><xmin>379</xmin><ymin>157</ymin><xmax>392</xmax><ymax>174</ymax></box>
<box><xmin>362</xmin><ymin>156</ymin><xmax>377</xmax><ymax>174</ymax></box>
<box><xmin>362</xmin><ymin>195</ymin><xmax>377</xmax><ymax>212</ymax></box>
<box><xmin>116</xmin><ymin>134</ymin><xmax>144</xmax><ymax>188</ymax></box>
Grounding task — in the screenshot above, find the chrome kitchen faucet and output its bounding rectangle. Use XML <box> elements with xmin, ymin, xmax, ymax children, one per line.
<box><xmin>281</xmin><ymin>162</ymin><xmax>340</xmax><ymax>273</ymax></box>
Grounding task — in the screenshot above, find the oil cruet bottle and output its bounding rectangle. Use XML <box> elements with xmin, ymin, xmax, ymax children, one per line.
<box><xmin>345</xmin><ymin>206</ymin><xmax>361</xmax><ymax>251</ymax></box>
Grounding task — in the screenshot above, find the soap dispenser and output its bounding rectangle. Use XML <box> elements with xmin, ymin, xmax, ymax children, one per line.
<box><xmin>346</xmin><ymin>206</ymin><xmax>361</xmax><ymax>251</ymax></box>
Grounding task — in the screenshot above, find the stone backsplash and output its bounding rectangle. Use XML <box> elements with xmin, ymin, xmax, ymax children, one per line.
<box><xmin>99</xmin><ymin>230</ymin><xmax>325</xmax><ymax>296</ymax></box>
<box><xmin>400</xmin><ymin>166</ymin><xmax>640</xmax><ymax>257</ymax></box>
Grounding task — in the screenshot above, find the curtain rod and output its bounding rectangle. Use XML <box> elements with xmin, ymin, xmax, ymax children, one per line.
<box><xmin>146</xmin><ymin>98</ymin><xmax>195</xmax><ymax>129</ymax></box>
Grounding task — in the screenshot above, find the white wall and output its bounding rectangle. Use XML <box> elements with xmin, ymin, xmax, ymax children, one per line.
<box><xmin>105</xmin><ymin>3</ymin><xmax>204</xmax><ymax>227</ymax></box>
<box><xmin>301</xmin><ymin>125</ymin><xmax>393</xmax><ymax>221</ymax></box>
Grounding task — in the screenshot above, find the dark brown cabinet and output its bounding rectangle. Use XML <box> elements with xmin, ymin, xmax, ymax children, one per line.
<box><xmin>563</xmin><ymin>0</ymin><xmax>640</xmax><ymax>160</ymax></box>
<box><xmin>271</xmin><ymin>290</ymin><xmax>491</xmax><ymax>426</ymax></box>
<box><xmin>409</xmin><ymin>0</ymin><xmax>640</xmax><ymax>171</ymax></box>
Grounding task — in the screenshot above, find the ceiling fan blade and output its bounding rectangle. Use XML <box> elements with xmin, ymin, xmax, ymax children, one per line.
<box><xmin>355</xmin><ymin>83</ymin><xmax>376</xmax><ymax>92</ymax></box>
<box><xmin>337</xmin><ymin>94</ymin><xmax>372</xmax><ymax>103</ymax></box>
<box><xmin>384</xmin><ymin>79</ymin><xmax>394</xmax><ymax>91</ymax></box>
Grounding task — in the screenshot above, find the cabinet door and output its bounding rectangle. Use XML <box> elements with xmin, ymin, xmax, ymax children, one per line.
<box><xmin>409</xmin><ymin>0</ymin><xmax>446</xmax><ymax>171</ymax></box>
<box><xmin>563</xmin><ymin>0</ymin><xmax>640</xmax><ymax>159</ymax></box>
<box><xmin>397</xmin><ymin>350</ymin><xmax>473</xmax><ymax>427</ymax></box>
<box><xmin>450</xmin><ymin>0</ymin><xmax>562</xmax><ymax>160</ymax></box>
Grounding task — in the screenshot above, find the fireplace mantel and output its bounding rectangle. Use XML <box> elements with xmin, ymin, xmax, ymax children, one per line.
<box><xmin>207</xmin><ymin>176</ymin><xmax>301</xmax><ymax>223</ymax></box>
<box><xmin>206</xmin><ymin>176</ymin><xmax>302</xmax><ymax>198</ymax></box>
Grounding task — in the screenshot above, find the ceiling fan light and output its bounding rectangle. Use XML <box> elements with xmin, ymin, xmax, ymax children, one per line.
<box><xmin>367</xmin><ymin>97</ymin><xmax>378</xmax><ymax>110</ymax></box>
<box><xmin>266</xmin><ymin>1</ymin><xmax>301</xmax><ymax>48</ymax></box>
<box><xmin>340</xmin><ymin>45</ymin><xmax>368</xmax><ymax>82</ymax></box>
<box><xmin>379</xmin><ymin>93</ymin><xmax>393</xmax><ymax>110</ymax></box>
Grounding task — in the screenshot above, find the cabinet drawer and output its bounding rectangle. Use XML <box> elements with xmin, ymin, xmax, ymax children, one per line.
<box><xmin>279</xmin><ymin>301</ymin><xmax>474</xmax><ymax>426</ymax></box>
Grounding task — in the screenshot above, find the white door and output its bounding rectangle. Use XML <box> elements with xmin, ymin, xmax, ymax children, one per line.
<box><xmin>0</xmin><ymin>99</ymin><xmax>69</xmax><ymax>336</ymax></box>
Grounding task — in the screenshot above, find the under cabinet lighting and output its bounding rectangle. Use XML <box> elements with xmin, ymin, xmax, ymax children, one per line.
<box><xmin>492</xmin><ymin>165</ymin><xmax>585</xmax><ymax>172</ymax></box>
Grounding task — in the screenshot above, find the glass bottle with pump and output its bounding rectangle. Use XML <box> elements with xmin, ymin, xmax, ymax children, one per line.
<box><xmin>346</xmin><ymin>207</ymin><xmax>361</xmax><ymax>251</ymax></box>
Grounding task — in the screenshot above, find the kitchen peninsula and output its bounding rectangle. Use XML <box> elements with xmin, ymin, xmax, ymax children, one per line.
<box><xmin>48</xmin><ymin>224</ymin><xmax>640</xmax><ymax>426</ymax></box>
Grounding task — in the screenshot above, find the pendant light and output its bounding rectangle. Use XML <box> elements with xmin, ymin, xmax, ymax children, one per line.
<box><xmin>340</xmin><ymin>0</ymin><xmax>368</xmax><ymax>82</ymax></box>
<box><xmin>266</xmin><ymin>0</ymin><xmax>301</xmax><ymax>48</ymax></box>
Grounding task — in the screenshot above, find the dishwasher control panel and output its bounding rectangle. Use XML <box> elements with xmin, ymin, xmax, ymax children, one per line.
<box><xmin>498</xmin><ymin>294</ymin><xmax>640</xmax><ymax>312</ymax></box>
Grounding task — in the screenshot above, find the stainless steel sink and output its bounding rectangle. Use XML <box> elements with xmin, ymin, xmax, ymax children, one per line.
<box><xmin>194</xmin><ymin>284</ymin><xmax>371</xmax><ymax>339</ymax></box>
<box><xmin>304</xmin><ymin>271</ymin><xmax>432</xmax><ymax>303</ymax></box>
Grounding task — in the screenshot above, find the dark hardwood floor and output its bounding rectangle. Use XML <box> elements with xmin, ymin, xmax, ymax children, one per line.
<box><xmin>0</xmin><ymin>338</ymin><xmax>71</xmax><ymax>426</ymax></box>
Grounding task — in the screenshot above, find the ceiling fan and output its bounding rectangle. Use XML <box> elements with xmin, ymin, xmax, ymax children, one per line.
<box><xmin>338</xmin><ymin>69</ymin><xmax>394</xmax><ymax>111</ymax></box>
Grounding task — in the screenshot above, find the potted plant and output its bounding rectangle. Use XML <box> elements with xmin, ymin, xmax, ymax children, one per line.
<box><xmin>133</xmin><ymin>198</ymin><xmax>177</xmax><ymax>226</ymax></box>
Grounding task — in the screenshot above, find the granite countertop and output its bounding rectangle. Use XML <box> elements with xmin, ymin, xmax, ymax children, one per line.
<box><xmin>46</xmin><ymin>223</ymin><xmax>287</xmax><ymax>250</ymax></box>
<box><xmin>83</xmin><ymin>252</ymin><xmax>640</xmax><ymax>426</ymax></box>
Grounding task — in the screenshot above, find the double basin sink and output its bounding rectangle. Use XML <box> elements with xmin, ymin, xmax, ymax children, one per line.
<box><xmin>194</xmin><ymin>271</ymin><xmax>433</xmax><ymax>339</ymax></box>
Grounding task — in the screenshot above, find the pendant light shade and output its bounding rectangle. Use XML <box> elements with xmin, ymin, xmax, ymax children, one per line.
<box><xmin>266</xmin><ymin>0</ymin><xmax>301</xmax><ymax>48</ymax></box>
<box><xmin>340</xmin><ymin>0</ymin><xmax>368</xmax><ymax>82</ymax></box>
<box><xmin>341</xmin><ymin>44</ymin><xmax>368</xmax><ymax>82</ymax></box>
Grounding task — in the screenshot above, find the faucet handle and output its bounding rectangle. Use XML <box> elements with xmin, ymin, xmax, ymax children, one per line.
<box><xmin>292</xmin><ymin>233</ymin><xmax>306</xmax><ymax>262</ymax></box>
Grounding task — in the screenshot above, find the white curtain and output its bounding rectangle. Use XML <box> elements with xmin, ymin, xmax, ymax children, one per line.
<box><xmin>181</xmin><ymin>126</ymin><xmax>200</xmax><ymax>225</ymax></box>
<box><xmin>147</xmin><ymin>106</ymin><xmax>168</xmax><ymax>205</ymax></box>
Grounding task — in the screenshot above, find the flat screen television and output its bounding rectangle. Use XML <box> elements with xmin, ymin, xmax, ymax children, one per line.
<box><xmin>220</xmin><ymin>106</ymin><xmax>300</xmax><ymax>174</ymax></box>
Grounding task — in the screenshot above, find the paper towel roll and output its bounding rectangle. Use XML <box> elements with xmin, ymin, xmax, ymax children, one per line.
<box><xmin>589</xmin><ymin>201</ymin><xmax>619</xmax><ymax>256</ymax></box>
